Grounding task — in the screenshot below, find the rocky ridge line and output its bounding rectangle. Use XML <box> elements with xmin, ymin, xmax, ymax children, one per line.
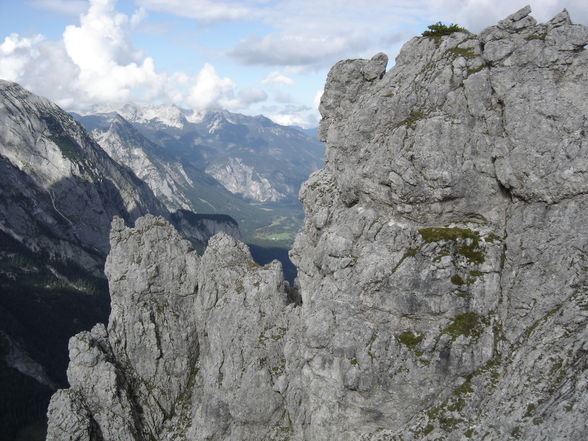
<box><xmin>47</xmin><ymin>7</ymin><xmax>587</xmax><ymax>441</ymax></box>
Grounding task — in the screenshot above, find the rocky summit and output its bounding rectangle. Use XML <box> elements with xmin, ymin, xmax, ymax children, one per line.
<box><xmin>46</xmin><ymin>7</ymin><xmax>587</xmax><ymax>441</ymax></box>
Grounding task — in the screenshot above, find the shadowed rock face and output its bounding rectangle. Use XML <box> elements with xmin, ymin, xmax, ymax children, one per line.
<box><xmin>47</xmin><ymin>7</ymin><xmax>588</xmax><ymax>441</ymax></box>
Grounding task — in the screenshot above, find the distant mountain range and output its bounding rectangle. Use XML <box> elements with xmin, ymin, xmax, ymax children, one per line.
<box><xmin>72</xmin><ymin>103</ymin><xmax>324</xmax><ymax>246</ymax></box>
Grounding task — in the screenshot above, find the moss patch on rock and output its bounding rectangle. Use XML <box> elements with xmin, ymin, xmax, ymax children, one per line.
<box><xmin>49</xmin><ymin>135</ymin><xmax>84</xmax><ymax>162</ymax></box>
<box><xmin>442</xmin><ymin>313</ymin><xmax>483</xmax><ymax>340</ymax></box>
<box><xmin>419</xmin><ymin>227</ymin><xmax>485</xmax><ymax>264</ymax></box>
<box><xmin>398</xmin><ymin>331</ymin><xmax>424</xmax><ymax>351</ymax></box>
<box><xmin>446</xmin><ymin>47</ymin><xmax>477</xmax><ymax>59</ymax></box>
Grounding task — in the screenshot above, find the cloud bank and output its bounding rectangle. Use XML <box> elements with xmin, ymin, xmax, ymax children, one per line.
<box><xmin>0</xmin><ymin>0</ymin><xmax>264</xmax><ymax>113</ymax></box>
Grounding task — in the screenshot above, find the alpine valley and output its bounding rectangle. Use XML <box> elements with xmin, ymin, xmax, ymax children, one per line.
<box><xmin>72</xmin><ymin>104</ymin><xmax>325</xmax><ymax>248</ymax></box>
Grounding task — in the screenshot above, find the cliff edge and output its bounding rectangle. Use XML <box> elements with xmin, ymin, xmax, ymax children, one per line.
<box><xmin>47</xmin><ymin>7</ymin><xmax>587</xmax><ymax>441</ymax></box>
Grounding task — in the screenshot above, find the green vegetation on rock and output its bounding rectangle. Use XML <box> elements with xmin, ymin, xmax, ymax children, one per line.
<box><xmin>422</xmin><ymin>22</ymin><xmax>467</xmax><ymax>37</ymax></box>
<box><xmin>419</xmin><ymin>227</ymin><xmax>485</xmax><ymax>264</ymax></box>
<box><xmin>446</xmin><ymin>47</ymin><xmax>476</xmax><ymax>59</ymax></box>
<box><xmin>525</xmin><ymin>34</ymin><xmax>546</xmax><ymax>41</ymax></box>
<box><xmin>451</xmin><ymin>274</ymin><xmax>465</xmax><ymax>286</ymax></box>
<box><xmin>48</xmin><ymin>135</ymin><xmax>84</xmax><ymax>162</ymax></box>
<box><xmin>398</xmin><ymin>331</ymin><xmax>424</xmax><ymax>351</ymax></box>
<box><xmin>442</xmin><ymin>313</ymin><xmax>483</xmax><ymax>340</ymax></box>
<box><xmin>394</xmin><ymin>111</ymin><xmax>426</xmax><ymax>130</ymax></box>
<box><xmin>391</xmin><ymin>247</ymin><xmax>420</xmax><ymax>273</ymax></box>
<box><xmin>467</xmin><ymin>64</ymin><xmax>485</xmax><ymax>75</ymax></box>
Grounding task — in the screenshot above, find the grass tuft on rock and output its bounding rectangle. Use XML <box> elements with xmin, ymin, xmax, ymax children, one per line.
<box><xmin>419</xmin><ymin>227</ymin><xmax>485</xmax><ymax>264</ymax></box>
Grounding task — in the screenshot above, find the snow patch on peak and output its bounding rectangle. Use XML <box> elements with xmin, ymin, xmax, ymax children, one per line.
<box><xmin>81</xmin><ymin>103</ymin><xmax>191</xmax><ymax>128</ymax></box>
<box><xmin>207</xmin><ymin>117</ymin><xmax>224</xmax><ymax>134</ymax></box>
<box><xmin>137</xmin><ymin>104</ymin><xmax>187</xmax><ymax>128</ymax></box>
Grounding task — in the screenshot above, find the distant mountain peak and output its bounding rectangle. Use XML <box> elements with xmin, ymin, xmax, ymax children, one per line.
<box><xmin>81</xmin><ymin>102</ymin><xmax>194</xmax><ymax>129</ymax></box>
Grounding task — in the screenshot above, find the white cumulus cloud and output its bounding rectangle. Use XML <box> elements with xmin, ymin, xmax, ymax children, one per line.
<box><xmin>186</xmin><ymin>63</ymin><xmax>237</xmax><ymax>110</ymax></box>
<box><xmin>185</xmin><ymin>64</ymin><xmax>266</xmax><ymax>111</ymax></box>
<box><xmin>264</xmin><ymin>103</ymin><xmax>319</xmax><ymax>129</ymax></box>
<box><xmin>0</xmin><ymin>34</ymin><xmax>82</xmax><ymax>108</ymax></box>
<box><xmin>61</xmin><ymin>0</ymin><xmax>160</xmax><ymax>103</ymax></box>
<box><xmin>261</xmin><ymin>71</ymin><xmax>294</xmax><ymax>86</ymax></box>
<box><xmin>0</xmin><ymin>34</ymin><xmax>45</xmax><ymax>80</ymax></box>
<box><xmin>0</xmin><ymin>0</ymin><xmax>264</xmax><ymax>113</ymax></box>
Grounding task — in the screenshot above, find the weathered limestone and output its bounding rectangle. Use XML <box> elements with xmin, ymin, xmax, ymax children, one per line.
<box><xmin>47</xmin><ymin>7</ymin><xmax>588</xmax><ymax>441</ymax></box>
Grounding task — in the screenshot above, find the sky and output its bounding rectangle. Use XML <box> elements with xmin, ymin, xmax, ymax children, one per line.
<box><xmin>0</xmin><ymin>0</ymin><xmax>586</xmax><ymax>128</ymax></box>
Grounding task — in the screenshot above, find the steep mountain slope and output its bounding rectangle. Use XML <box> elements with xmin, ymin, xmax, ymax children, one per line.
<box><xmin>196</xmin><ymin>111</ymin><xmax>324</xmax><ymax>203</ymax></box>
<box><xmin>0</xmin><ymin>81</ymin><xmax>236</xmax><ymax>440</ymax></box>
<box><xmin>46</xmin><ymin>7</ymin><xmax>588</xmax><ymax>441</ymax></box>
<box><xmin>87</xmin><ymin>113</ymin><xmax>194</xmax><ymax>212</ymax></box>
<box><xmin>74</xmin><ymin>105</ymin><xmax>324</xmax><ymax>246</ymax></box>
<box><xmin>0</xmin><ymin>80</ymin><xmax>169</xmax><ymax>270</ymax></box>
<box><xmin>0</xmin><ymin>80</ymin><xmax>167</xmax><ymax>440</ymax></box>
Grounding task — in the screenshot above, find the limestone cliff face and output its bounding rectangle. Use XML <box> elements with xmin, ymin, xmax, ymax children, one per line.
<box><xmin>47</xmin><ymin>7</ymin><xmax>587</xmax><ymax>441</ymax></box>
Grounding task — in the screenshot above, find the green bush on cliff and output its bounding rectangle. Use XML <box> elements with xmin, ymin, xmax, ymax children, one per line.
<box><xmin>422</xmin><ymin>22</ymin><xmax>466</xmax><ymax>37</ymax></box>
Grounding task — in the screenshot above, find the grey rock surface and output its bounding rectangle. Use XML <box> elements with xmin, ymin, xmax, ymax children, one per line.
<box><xmin>47</xmin><ymin>7</ymin><xmax>587</xmax><ymax>441</ymax></box>
<box><xmin>48</xmin><ymin>215</ymin><xmax>293</xmax><ymax>440</ymax></box>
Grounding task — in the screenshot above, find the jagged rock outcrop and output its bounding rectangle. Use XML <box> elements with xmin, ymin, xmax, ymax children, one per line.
<box><xmin>48</xmin><ymin>215</ymin><xmax>292</xmax><ymax>440</ymax></box>
<box><xmin>47</xmin><ymin>7</ymin><xmax>588</xmax><ymax>441</ymax></box>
